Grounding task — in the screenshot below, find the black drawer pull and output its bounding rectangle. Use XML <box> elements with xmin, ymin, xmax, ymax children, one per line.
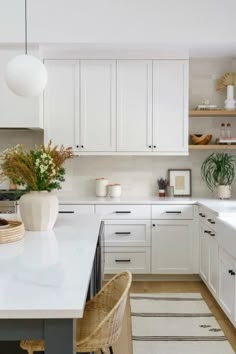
<box><xmin>208</xmin><ymin>219</ymin><xmax>216</xmax><ymax>224</ymax></box>
<box><xmin>115</xmin><ymin>211</ymin><xmax>131</xmax><ymax>214</ymax></box>
<box><xmin>200</xmin><ymin>214</ymin><xmax>206</xmax><ymax>217</ymax></box>
<box><xmin>210</xmin><ymin>232</ymin><xmax>215</xmax><ymax>237</ymax></box>
<box><xmin>228</xmin><ymin>269</ymin><xmax>234</xmax><ymax>275</ymax></box>
<box><xmin>59</xmin><ymin>211</ymin><xmax>75</xmax><ymax>214</ymax></box>
<box><xmin>165</xmin><ymin>211</ymin><xmax>182</xmax><ymax>214</ymax></box>
<box><xmin>115</xmin><ymin>232</ymin><xmax>131</xmax><ymax>235</ymax></box>
<box><xmin>115</xmin><ymin>259</ymin><xmax>131</xmax><ymax>263</ymax></box>
<box><xmin>204</xmin><ymin>230</ymin><xmax>210</xmax><ymax>234</ymax></box>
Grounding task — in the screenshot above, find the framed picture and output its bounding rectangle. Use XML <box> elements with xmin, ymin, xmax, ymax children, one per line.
<box><xmin>168</xmin><ymin>169</ymin><xmax>192</xmax><ymax>197</ymax></box>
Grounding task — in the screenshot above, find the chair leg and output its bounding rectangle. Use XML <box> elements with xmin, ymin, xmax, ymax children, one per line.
<box><xmin>109</xmin><ymin>346</ymin><xmax>113</xmax><ymax>354</ymax></box>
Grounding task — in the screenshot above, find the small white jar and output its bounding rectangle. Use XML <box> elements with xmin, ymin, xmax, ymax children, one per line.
<box><xmin>108</xmin><ymin>184</ymin><xmax>122</xmax><ymax>198</ymax></box>
<box><xmin>95</xmin><ymin>178</ymin><xmax>108</xmax><ymax>197</ymax></box>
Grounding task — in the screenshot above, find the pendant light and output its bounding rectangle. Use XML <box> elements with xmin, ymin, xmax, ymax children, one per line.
<box><xmin>5</xmin><ymin>0</ymin><xmax>48</xmax><ymax>97</ymax></box>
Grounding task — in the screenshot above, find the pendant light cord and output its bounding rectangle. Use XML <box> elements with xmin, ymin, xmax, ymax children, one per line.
<box><xmin>25</xmin><ymin>0</ymin><xmax>27</xmax><ymax>55</ymax></box>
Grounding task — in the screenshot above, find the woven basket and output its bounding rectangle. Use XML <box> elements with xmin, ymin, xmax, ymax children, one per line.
<box><xmin>0</xmin><ymin>221</ymin><xmax>25</xmax><ymax>244</ymax></box>
<box><xmin>190</xmin><ymin>134</ymin><xmax>212</xmax><ymax>145</ymax></box>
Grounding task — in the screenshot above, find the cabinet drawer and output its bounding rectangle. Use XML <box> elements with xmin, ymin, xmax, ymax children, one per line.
<box><xmin>198</xmin><ymin>206</ymin><xmax>217</xmax><ymax>231</ymax></box>
<box><xmin>59</xmin><ymin>204</ymin><xmax>95</xmax><ymax>214</ymax></box>
<box><xmin>152</xmin><ymin>205</ymin><xmax>193</xmax><ymax>219</ymax></box>
<box><xmin>96</xmin><ymin>205</ymin><xmax>151</xmax><ymax>219</ymax></box>
<box><xmin>104</xmin><ymin>247</ymin><xmax>151</xmax><ymax>274</ymax></box>
<box><xmin>104</xmin><ymin>220</ymin><xmax>151</xmax><ymax>246</ymax></box>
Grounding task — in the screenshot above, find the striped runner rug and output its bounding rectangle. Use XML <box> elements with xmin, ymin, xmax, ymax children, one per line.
<box><xmin>130</xmin><ymin>293</ymin><xmax>235</xmax><ymax>354</ymax></box>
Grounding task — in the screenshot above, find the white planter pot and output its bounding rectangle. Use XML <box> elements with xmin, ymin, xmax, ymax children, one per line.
<box><xmin>19</xmin><ymin>191</ymin><xmax>59</xmax><ymax>231</ymax></box>
<box><xmin>217</xmin><ymin>185</ymin><xmax>231</xmax><ymax>199</ymax></box>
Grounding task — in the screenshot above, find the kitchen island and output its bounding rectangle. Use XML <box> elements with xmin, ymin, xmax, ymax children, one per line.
<box><xmin>0</xmin><ymin>213</ymin><xmax>102</xmax><ymax>354</ymax></box>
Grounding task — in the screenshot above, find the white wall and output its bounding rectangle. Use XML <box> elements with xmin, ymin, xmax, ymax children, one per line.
<box><xmin>0</xmin><ymin>0</ymin><xmax>236</xmax><ymax>50</ymax></box>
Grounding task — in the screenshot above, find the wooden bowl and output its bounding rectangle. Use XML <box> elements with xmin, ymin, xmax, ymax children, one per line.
<box><xmin>190</xmin><ymin>134</ymin><xmax>212</xmax><ymax>145</ymax></box>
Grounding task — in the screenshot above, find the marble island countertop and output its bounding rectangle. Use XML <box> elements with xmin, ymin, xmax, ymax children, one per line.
<box><xmin>0</xmin><ymin>213</ymin><xmax>102</xmax><ymax>319</ymax></box>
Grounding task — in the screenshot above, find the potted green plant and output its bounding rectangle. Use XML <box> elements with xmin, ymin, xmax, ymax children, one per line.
<box><xmin>201</xmin><ymin>152</ymin><xmax>236</xmax><ymax>199</ymax></box>
<box><xmin>157</xmin><ymin>178</ymin><xmax>168</xmax><ymax>197</ymax></box>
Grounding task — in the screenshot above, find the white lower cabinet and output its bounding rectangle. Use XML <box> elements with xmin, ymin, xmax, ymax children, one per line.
<box><xmin>152</xmin><ymin>220</ymin><xmax>193</xmax><ymax>274</ymax></box>
<box><xmin>208</xmin><ymin>234</ymin><xmax>219</xmax><ymax>297</ymax></box>
<box><xmin>199</xmin><ymin>207</ymin><xmax>219</xmax><ymax>298</ymax></box>
<box><xmin>199</xmin><ymin>222</ymin><xmax>209</xmax><ymax>283</ymax></box>
<box><xmin>218</xmin><ymin>248</ymin><xmax>236</xmax><ymax>325</ymax></box>
<box><xmin>105</xmin><ymin>247</ymin><xmax>151</xmax><ymax>274</ymax></box>
<box><xmin>102</xmin><ymin>218</ymin><xmax>151</xmax><ymax>274</ymax></box>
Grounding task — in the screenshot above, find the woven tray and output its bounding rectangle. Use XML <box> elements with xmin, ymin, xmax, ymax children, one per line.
<box><xmin>0</xmin><ymin>221</ymin><xmax>25</xmax><ymax>244</ymax></box>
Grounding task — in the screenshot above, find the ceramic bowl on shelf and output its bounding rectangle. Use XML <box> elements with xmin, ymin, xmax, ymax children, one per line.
<box><xmin>190</xmin><ymin>134</ymin><xmax>212</xmax><ymax>145</ymax></box>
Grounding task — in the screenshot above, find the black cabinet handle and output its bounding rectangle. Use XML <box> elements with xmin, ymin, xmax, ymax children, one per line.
<box><xmin>148</xmin><ymin>145</ymin><xmax>152</xmax><ymax>148</ymax></box>
<box><xmin>231</xmin><ymin>271</ymin><xmax>235</xmax><ymax>276</ymax></box>
<box><xmin>115</xmin><ymin>259</ymin><xmax>131</xmax><ymax>263</ymax></box>
<box><xmin>204</xmin><ymin>230</ymin><xmax>210</xmax><ymax>234</ymax></box>
<box><xmin>208</xmin><ymin>218</ymin><xmax>215</xmax><ymax>224</ymax></box>
<box><xmin>115</xmin><ymin>232</ymin><xmax>131</xmax><ymax>235</ymax></box>
<box><xmin>152</xmin><ymin>224</ymin><xmax>156</xmax><ymax>227</ymax></box>
<box><xmin>199</xmin><ymin>213</ymin><xmax>206</xmax><ymax>217</ymax></box>
<box><xmin>115</xmin><ymin>211</ymin><xmax>131</xmax><ymax>214</ymax></box>
<box><xmin>165</xmin><ymin>211</ymin><xmax>182</xmax><ymax>214</ymax></box>
<box><xmin>229</xmin><ymin>269</ymin><xmax>234</xmax><ymax>274</ymax></box>
<box><xmin>81</xmin><ymin>145</ymin><xmax>84</xmax><ymax>148</ymax></box>
<box><xmin>210</xmin><ymin>232</ymin><xmax>215</xmax><ymax>237</ymax></box>
<box><xmin>76</xmin><ymin>145</ymin><xmax>79</xmax><ymax>148</ymax></box>
<box><xmin>59</xmin><ymin>211</ymin><xmax>75</xmax><ymax>214</ymax></box>
<box><xmin>153</xmin><ymin>145</ymin><xmax>156</xmax><ymax>148</ymax></box>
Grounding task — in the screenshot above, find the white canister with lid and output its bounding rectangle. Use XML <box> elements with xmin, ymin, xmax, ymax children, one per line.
<box><xmin>108</xmin><ymin>184</ymin><xmax>122</xmax><ymax>198</ymax></box>
<box><xmin>95</xmin><ymin>178</ymin><xmax>108</xmax><ymax>197</ymax></box>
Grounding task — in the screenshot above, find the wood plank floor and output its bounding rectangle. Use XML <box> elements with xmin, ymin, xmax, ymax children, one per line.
<box><xmin>130</xmin><ymin>280</ymin><xmax>236</xmax><ymax>352</ymax></box>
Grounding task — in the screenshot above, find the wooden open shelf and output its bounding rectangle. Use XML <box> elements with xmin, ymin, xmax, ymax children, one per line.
<box><xmin>189</xmin><ymin>110</ymin><xmax>236</xmax><ymax>117</ymax></box>
<box><xmin>189</xmin><ymin>144</ymin><xmax>236</xmax><ymax>150</ymax></box>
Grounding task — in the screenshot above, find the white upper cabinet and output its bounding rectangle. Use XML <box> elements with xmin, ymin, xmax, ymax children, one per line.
<box><xmin>80</xmin><ymin>60</ymin><xmax>116</xmax><ymax>152</ymax></box>
<box><xmin>117</xmin><ymin>60</ymin><xmax>152</xmax><ymax>152</ymax></box>
<box><xmin>44</xmin><ymin>60</ymin><xmax>78</xmax><ymax>149</ymax></box>
<box><xmin>43</xmin><ymin>57</ymin><xmax>189</xmax><ymax>155</ymax></box>
<box><xmin>153</xmin><ymin>60</ymin><xmax>188</xmax><ymax>154</ymax></box>
<box><xmin>0</xmin><ymin>49</ymin><xmax>41</xmax><ymax>128</ymax></box>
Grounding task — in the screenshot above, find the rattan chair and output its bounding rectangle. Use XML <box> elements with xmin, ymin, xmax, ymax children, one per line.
<box><xmin>20</xmin><ymin>271</ymin><xmax>132</xmax><ymax>354</ymax></box>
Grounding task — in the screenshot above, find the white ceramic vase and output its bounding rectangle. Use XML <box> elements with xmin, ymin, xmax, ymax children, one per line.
<box><xmin>224</xmin><ymin>85</ymin><xmax>236</xmax><ymax>111</ymax></box>
<box><xmin>19</xmin><ymin>191</ymin><xmax>59</xmax><ymax>231</ymax></box>
<box><xmin>217</xmin><ymin>185</ymin><xmax>231</xmax><ymax>199</ymax></box>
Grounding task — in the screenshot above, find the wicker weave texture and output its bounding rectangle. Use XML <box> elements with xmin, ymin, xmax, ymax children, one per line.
<box><xmin>0</xmin><ymin>221</ymin><xmax>24</xmax><ymax>244</ymax></box>
<box><xmin>20</xmin><ymin>271</ymin><xmax>132</xmax><ymax>353</ymax></box>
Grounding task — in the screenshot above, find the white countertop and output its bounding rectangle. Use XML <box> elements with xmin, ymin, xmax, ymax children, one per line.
<box><xmin>0</xmin><ymin>214</ymin><xmax>102</xmax><ymax>319</ymax></box>
<box><xmin>58</xmin><ymin>195</ymin><xmax>197</xmax><ymax>205</ymax></box>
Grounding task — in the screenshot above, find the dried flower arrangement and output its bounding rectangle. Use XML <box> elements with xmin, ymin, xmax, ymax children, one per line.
<box><xmin>157</xmin><ymin>178</ymin><xmax>168</xmax><ymax>190</ymax></box>
<box><xmin>0</xmin><ymin>141</ymin><xmax>73</xmax><ymax>192</ymax></box>
<box><xmin>216</xmin><ymin>72</ymin><xmax>236</xmax><ymax>91</ymax></box>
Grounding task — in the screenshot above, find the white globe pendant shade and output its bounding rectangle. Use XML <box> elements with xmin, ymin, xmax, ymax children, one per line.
<box><xmin>5</xmin><ymin>54</ymin><xmax>48</xmax><ymax>97</ymax></box>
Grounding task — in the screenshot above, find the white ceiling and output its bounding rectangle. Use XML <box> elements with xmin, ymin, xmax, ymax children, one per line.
<box><xmin>0</xmin><ymin>0</ymin><xmax>236</xmax><ymax>58</ymax></box>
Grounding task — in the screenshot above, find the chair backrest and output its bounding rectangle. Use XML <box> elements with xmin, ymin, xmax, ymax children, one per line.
<box><xmin>79</xmin><ymin>271</ymin><xmax>132</xmax><ymax>349</ymax></box>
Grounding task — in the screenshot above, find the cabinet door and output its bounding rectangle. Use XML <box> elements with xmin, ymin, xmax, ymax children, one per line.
<box><xmin>80</xmin><ymin>60</ymin><xmax>116</xmax><ymax>152</ymax></box>
<box><xmin>44</xmin><ymin>60</ymin><xmax>79</xmax><ymax>150</ymax></box>
<box><xmin>199</xmin><ymin>222</ymin><xmax>209</xmax><ymax>283</ymax></box>
<box><xmin>208</xmin><ymin>233</ymin><xmax>219</xmax><ymax>297</ymax></box>
<box><xmin>117</xmin><ymin>60</ymin><xmax>152</xmax><ymax>152</ymax></box>
<box><xmin>219</xmin><ymin>249</ymin><xmax>235</xmax><ymax>322</ymax></box>
<box><xmin>153</xmin><ymin>60</ymin><xmax>188</xmax><ymax>154</ymax></box>
<box><xmin>152</xmin><ymin>220</ymin><xmax>193</xmax><ymax>274</ymax></box>
<box><xmin>0</xmin><ymin>49</ymin><xmax>41</xmax><ymax>128</ymax></box>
